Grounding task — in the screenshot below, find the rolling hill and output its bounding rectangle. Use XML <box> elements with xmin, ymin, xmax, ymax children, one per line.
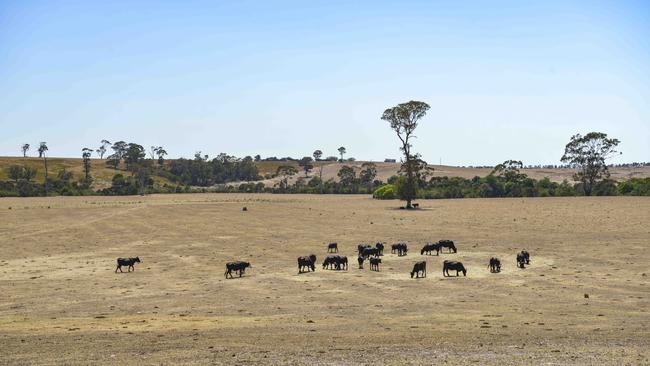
<box><xmin>1</xmin><ymin>156</ymin><xmax>649</xmax><ymax>190</ymax></box>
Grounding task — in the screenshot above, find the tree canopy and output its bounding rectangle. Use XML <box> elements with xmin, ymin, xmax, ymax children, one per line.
<box><xmin>560</xmin><ymin>132</ymin><xmax>621</xmax><ymax>196</ymax></box>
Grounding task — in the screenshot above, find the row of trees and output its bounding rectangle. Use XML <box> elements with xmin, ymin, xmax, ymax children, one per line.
<box><xmin>373</xmin><ymin>158</ymin><xmax>645</xmax><ymax>199</ymax></box>
<box><xmin>165</xmin><ymin>153</ymin><xmax>260</xmax><ymax>186</ymax></box>
<box><xmin>375</xmin><ymin>100</ymin><xmax>627</xmax><ymax>205</ymax></box>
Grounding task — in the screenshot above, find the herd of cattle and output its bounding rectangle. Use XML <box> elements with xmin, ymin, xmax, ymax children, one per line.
<box><xmin>115</xmin><ymin>241</ymin><xmax>532</xmax><ymax>279</ymax></box>
<box><xmin>227</xmin><ymin>240</ymin><xmax>530</xmax><ymax>279</ymax></box>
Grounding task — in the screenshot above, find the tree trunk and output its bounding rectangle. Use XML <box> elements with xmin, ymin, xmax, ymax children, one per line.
<box><xmin>319</xmin><ymin>165</ymin><xmax>323</xmax><ymax>194</ymax></box>
<box><xmin>44</xmin><ymin>157</ymin><xmax>48</xmax><ymax>197</ymax></box>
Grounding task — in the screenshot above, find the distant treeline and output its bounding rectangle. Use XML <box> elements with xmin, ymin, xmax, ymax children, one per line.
<box><xmin>373</xmin><ymin>176</ymin><xmax>650</xmax><ymax>199</ymax></box>
<box><xmin>464</xmin><ymin>162</ymin><xmax>650</xmax><ymax>169</ymax></box>
<box><xmin>2</xmin><ymin>158</ymin><xmax>650</xmax><ymax>197</ymax></box>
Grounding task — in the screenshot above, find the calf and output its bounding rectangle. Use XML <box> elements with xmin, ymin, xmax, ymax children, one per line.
<box><xmin>327</xmin><ymin>243</ymin><xmax>338</xmax><ymax>253</ymax></box>
<box><xmin>115</xmin><ymin>257</ymin><xmax>140</xmax><ymax>273</ymax></box>
<box><xmin>357</xmin><ymin>255</ymin><xmax>365</xmax><ymax>269</ymax></box>
<box><xmin>375</xmin><ymin>242</ymin><xmax>385</xmax><ymax>256</ymax></box>
<box><xmin>323</xmin><ymin>255</ymin><xmax>348</xmax><ymax>270</ymax></box>
<box><xmin>298</xmin><ymin>254</ymin><xmax>317</xmax><ymax>274</ymax></box>
<box><xmin>369</xmin><ymin>257</ymin><xmax>381</xmax><ymax>271</ymax></box>
<box><xmin>488</xmin><ymin>257</ymin><xmax>501</xmax><ymax>273</ymax></box>
<box><xmin>224</xmin><ymin>261</ymin><xmax>251</xmax><ymax>278</ymax></box>
<box><xmin>337</xmin><ymin>256</ymin><xmax>348</xmax><ymax>271</ymax></box>
<box><xmin>411</xmin><ymin>261</ymin><xmax>426</xmax><ymax>278</ymax></box>
<box><xmin>395</xmin><ymin>243</ymin><xmax>408</xmax><ymax>256</ymax></box>
<box><xmin>517</xmin><ymin>251</ymin><xmax>529</xmax><ymax>268</ymax></box>
<box><xmin>421</xmin><ymin>243</ymin><xmax>441</xmax><ymax>256</ymax></box>
<box><xmin>443</xmin><ymin>260</ymin><xmax>467</xmax><ymax>277</ymax></box>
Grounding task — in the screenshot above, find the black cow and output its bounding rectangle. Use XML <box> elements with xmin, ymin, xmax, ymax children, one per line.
<box><xmin>224</xmin><ymin>261</ymin><xmax>251</xmax><ymax>278</ymax></box>
<box><xmin>411</xmin><ymin>261</ymin><xmax>426</xmax><ymax>278</ymax></box>
<box><xmin>443</xmin><ymin>260</ymin><xmax>466</xmax><ymax>277</ymax></box>
<box><xmin>438</xmin><ymin>240</ymin><xmax>457</xmax><ymax>253</ymax></box>
<box><xmin>115</xmin><ymin>257</ymin><xmax>140</xmax><ymax>273</ymax></box>
<box><xmin>323</xmin><ymin>255</ymin><xmax>338</xmax><ymax>270</ymax></box>
<box><xmin>357</xmin><ymin>255</ymin><xmax>365</xmax><ymax>269</ymax></box>
<box><xmin>358</xmin><ymin>244</ymin><xmax>372</xmax><ymax>255</ymax></box>
<box><xmin>362</xmin><ymin>247</ymin><xmax>380</xmax><ymax>258</ymax></box>
<box><xmin>488</xmin><ymin>257</ymin><xmax>501</xmax><ymax>273</ymax></box>
<box><xmin>392</xmin><ymin>243</ymin><xmax>408</xmax><ymax>256</ymax></box>
<box><xmin>323</xmin><ymin>255</ymin><xmax>348</xmax><ymax>270</ymax></box>
<box><xmin>421</xmin><ymin>243</ymin><xmax>441</xmax><ymax>256</ymax></box>
<box><xmin>517</xmin><ymin>251</ymin><xmax>530</xmax><ymax>268</ymax></box>
<box><xmin>298</xmin><ymin>254</ymin><xmax>317</xmax><ymax>273</ymax></box>
<box><xmin>337</xmin><ymin>256</ymin><xmax>348</xmax><ymax>270</ymax></box>
<box><xmin>375</xmin><ymin>242</ymin><xmax>385</xmax><ymax>256</ymax></box>
<box><xmin>369</xmin><ymin>258</ymin><xmax>381</xmax><ymax>271</ymax></box>
<box><xmin>327</xmin><ymin>243</ymin><xmax>338</xmax><ymax>253</ymax></box>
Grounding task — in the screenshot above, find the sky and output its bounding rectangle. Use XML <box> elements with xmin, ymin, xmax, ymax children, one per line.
<box><xmin>1</xmin><ymin>0</ymin><xmax>648</xmax><ymax>165</ymax></box>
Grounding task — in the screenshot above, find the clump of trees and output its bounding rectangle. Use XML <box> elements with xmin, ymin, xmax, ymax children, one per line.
<box><xmin>166</xmin><ymin>153</ymin><xmax>260</xmax><ymax>186</ymax></box>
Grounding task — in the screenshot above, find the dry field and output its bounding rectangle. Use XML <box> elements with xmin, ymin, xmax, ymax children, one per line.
<box><xmin>1</xmin><ymin>194</ymin><xmax>649</xmax><ymax>365</ymax></box>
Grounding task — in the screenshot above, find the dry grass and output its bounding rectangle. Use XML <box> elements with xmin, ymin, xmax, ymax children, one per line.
<box><xmin>0</xmin><ymin>157</ymin><xmax>174</xmax><ymax>190</ymax></box>
<box><xmin>0</xmin><ymin>194</ymin><xmax>649</xmax><ymax>365</ymax></box>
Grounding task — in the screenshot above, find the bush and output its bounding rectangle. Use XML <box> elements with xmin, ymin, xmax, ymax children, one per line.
<box><xmin>618</xmin><ymin>177</ymin><xmax>650</xmax><ymax>196</ymax></box>
<box><xmin>373</xmin><ymin>184</ymin><xmax>396</xmax><ymax>199</ymax></box>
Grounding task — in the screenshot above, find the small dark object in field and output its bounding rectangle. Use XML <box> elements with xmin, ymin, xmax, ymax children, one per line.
<box><xmin>412</xmin><ymin>203</ymin><xmax>419</xmax><ymax>208</ymax></box>
<box><xmin>327</xmin><ymin>242</ymin><xmax>338</xmax><ymax>253</ymax></box>
<box><xmin>242</xmin><ymin>207</ymin><xmax>247</xmax><ymax>211</ymax></box>
<box><xmin>115</xmin><ymin>257</ymin><xmax>141</xmax><ymax>273</ymax></box>
<box><xmin>584</xmin><ymin>294</ymin><xmax>589</xmax><ymax>299</ymax></box>
<box><xmin>7</xmin><ymin>207</ymin><xmax>11</xmax><ymax>210</ymax></box>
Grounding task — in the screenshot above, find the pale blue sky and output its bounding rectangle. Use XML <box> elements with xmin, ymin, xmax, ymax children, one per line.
<box><xmin>1</xmin><ymin>1</ymin><xmax>648</xmax><ymax>165</ymax></box>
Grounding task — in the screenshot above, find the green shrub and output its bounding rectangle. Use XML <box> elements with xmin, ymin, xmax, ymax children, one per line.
<box><xmin>373</xmin><ymin>184</ymin><xmax>396</xmax><ymax>199</ymax></box>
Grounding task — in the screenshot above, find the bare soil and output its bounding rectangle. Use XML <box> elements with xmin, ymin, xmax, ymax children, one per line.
<box><xmin>0</xmin><ymin>194</ymin><xmax>648</xmax><ymax>365</ymax></box>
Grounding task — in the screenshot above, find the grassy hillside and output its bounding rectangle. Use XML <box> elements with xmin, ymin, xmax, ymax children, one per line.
<box><xmin>0</xmin><ymin>157</ymin><xmax>174</xmax><ymax>190</ymax></box>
